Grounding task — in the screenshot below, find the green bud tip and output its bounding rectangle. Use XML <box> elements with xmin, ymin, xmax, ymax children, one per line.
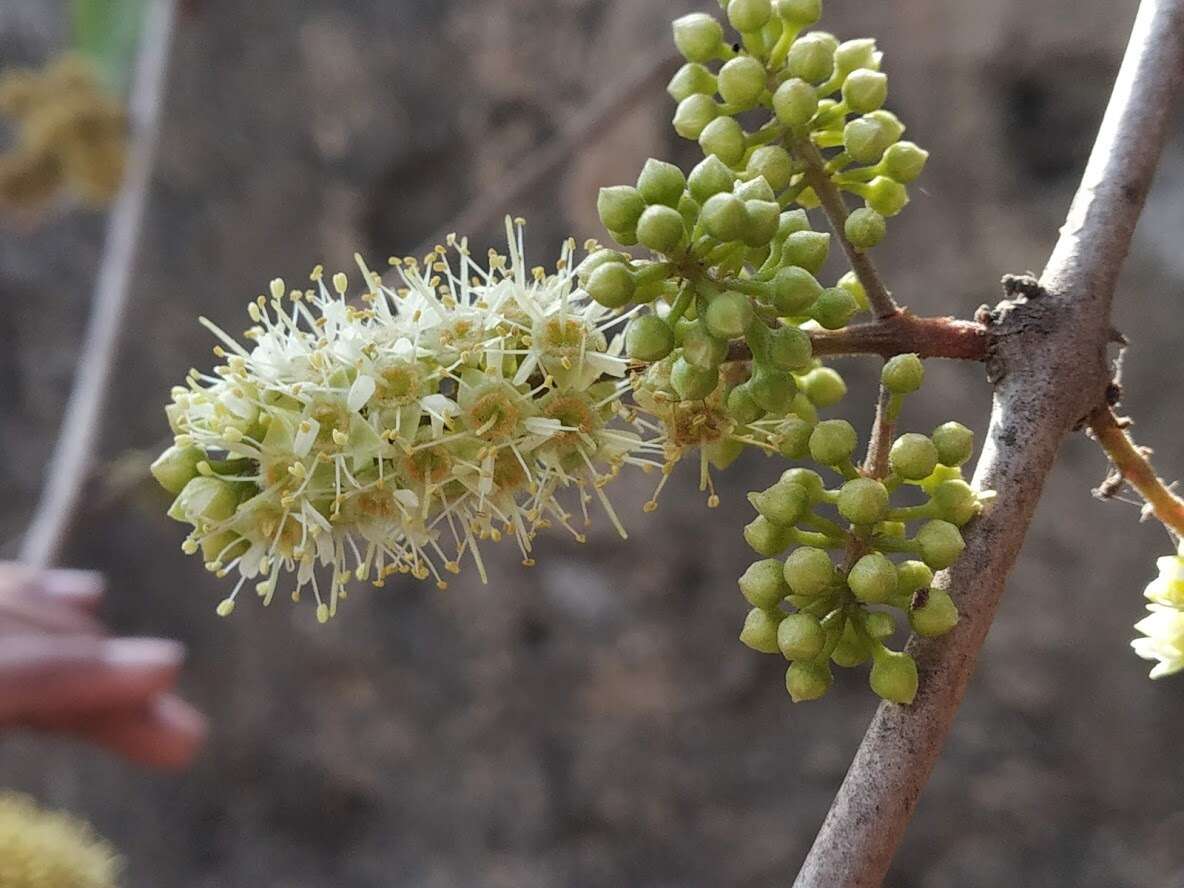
<box><xmin>889</xmin><ymin>433</ymin><xmax>939</xmax><ymax>481</ymax></box>
<box><xmin>726</xmin><ymin>383</ymin><xmax>764</xmax><ymax>424</ymax></box>
<box><xmin>747</xmin><ymin>145</ymin><xmax>794</xmax><ymax>192</ymax></box>
<box><xmin>699</xmin><ymin>116</ymin><xmax>747</xmax><ymax>167</ymax></box>
<box><xmin>882</xmin><ymin>353</ymin><xmax>924</xmax><ymax>394</ymax></box>
<box><xmin>637</xmin><ymin>158</ymin><xmax>687</xmax><ymax>208</ymax></box>
<box><xmin>842</xmin><ymin>69</ymin><xmax>888</xmax><ymax>114</ymax></box>
<box><xmin>728</xmin><ymin>0</ymin><xmax>773</xmax><ymax>32</ymax></box>
<box><xmin>688</xmin><ymin>154</ymin><xmax>736</xmax><ymax>202</ymax></box>
<box><xmin>870</xmin><ymin>648</ymin><xmax>918</xmax><ymax>704</ymax></box>
<box><xmin>882</xmin><ymin>141</ymin><xmax>929</xmax><ymax>184</ymax></box>
<box><xmin>811</xmin><ymin>287</ymin><xmax>859</xmax><ymax>331</ymax></box>
<box><xmin>670</xmin><ymin>355</ymin><xmax>719</xmax><ymax>401</ymax></box>
<box><xmin>701</xmin><ymin>192</ymin><xmax>750</xmax><ymax>243</ymax></box>
<box><xmin>783</xmin><ymin>546</ymin><xmax>836</xmax><ymax>597</ymax></box>
<box><xmin>775</xmin><ymin>0</ymin><xmax>822</xmax><ymax>26</ymax></box>
<box><xmin>750</xmin><ymin>478</ymin><xmax>809</xmax><ymax>526</ymax></box>
<box><xmin>933</xmin><ymin>479</ymin><xmax>980</xmax><ymax>526</ymax></box>
<box><xmin>585</xmin><ymin>261</ymin><xmax>636</xmax><ymax>309</ymax></box>
<box><xmin>809</xmin><ymin>419</ymin><xmax>857</xmax><ymax>465</ymax></box>
<box><xmin>837</xmin><ymin>478</ymin><xmax>890</xmax><ymax>526</ymax></box>
<box><xmin>739</xmin><ymin>558</ymin><xmax>790</xmax><ymax>609</ymax></box>
<box><xmin>932</xmin><ymin>421</ymin><xmax>974</xmax><ymax>466</ymax></box>
<box><xmin>769</xmin><ymin>326</ymin><xmax>813</xmax><ymax>371</ymax></box>
<box><xmin>597</xmin><ymin>185</ymin><xmax>645</xmax><ymax>232</ymax></box>
<box><xmin>740</xmin><ymin>607</ymin><xmax>783</xmax><ymax>654</ymax></box>
<box><xmin>786</xmin><ymin>32</ymin><xmax>837</xmax><ymax>84</ymax></box>
<box><xmin>749</xmin><ymin>365</ymin><xmax>797</xmax><ymax>414</ymax></box>
<box><xmin>673</xmin><ymin>93</ymin><xmax>720</xmax><ymax>140</ymax></box>
<box><xmin>771</xmin><ymin>266</ymin><xmax>822</xmax><ymax>317</ymax></box>
<box><xmin>779</xmin><ymin>467</ymin><xmax>825</xmax><ymax>501</ymax></box>
<box><xmin>799</xmin><ymin>367</ymin><xmax>847</xmax><ymax>408</ymax></box>
<box><xmin>845</xmin><ymin>207</ymin><xmax>886</xmax><ymax>249</ymax></box>
<box><xmin>848</xmin><ymin>552</ymin><xmax>898</xmax><ymax>604</ymax></box>
<box><xmin>704</xmin><ymin>290</ymin><xmax>755</xmax><ymax>339</ymax></box>
<box><xmin>625</xmin><ymin>315</ymin><xmax>675</xmax><ymax>362</ymax></box>
<box><xmin>672</xmin><ymin>12</ymin><xmax>725</xmax><ymax>63</ymax></box>
<box><xmin>916</xmin><ymin>519</ymin><xmax>966</xmax><ymax>570</ymax></box>
<box><xmin>682</xmin><ymin>323</ymin><xmax>729</xmax><ymax>369</ymax></box>
<box><xmin>786</xmin><ymin>659</ymin><xmax>833</xmax><ymax>702</ymax></box>
<box><xmin>772</xmin><ymin>78</ymin><xmax>818</xmax><ymax>128</ymax></box>
<box><xmin>718</xmin><ymin>55</ymin><xmax>768</xmax><ymax>109</ymax></box>
<box><xmin>667</xmin><ymin>62</ymin><xmax>718</xmax><ymax>103</ymax></box>
<box><xmin>636</xmin><ymin>204</ymin><xmax>686</xmax><ymax>254</ymax></box>
<box><xmin>778</xmin><ymin>612</ymin><xmax>826</xmax><ymax>661</ymax></box>
<box><xmin>745</xmin><ymin>515</ymin><xmax>792</xmax><ymax>557</ymax></box>
<box><xmin>782</xmin><ymin>230</ymin><xmax>831</xmax><ymax>275</ymax></box>
<box><xmin>911</xmin><ymin>588</ymin><xmax>959</xmax><ymax>637</ymax></box>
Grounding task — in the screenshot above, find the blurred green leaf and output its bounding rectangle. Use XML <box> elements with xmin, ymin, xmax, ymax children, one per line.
<box><xmin>71</xmin><ymin>0</ymin><xmax>146</xmax><ymax>93</ymax></box>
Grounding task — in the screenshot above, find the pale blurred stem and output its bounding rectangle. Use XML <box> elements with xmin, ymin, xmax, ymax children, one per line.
<box><xmin>795</xmin><ymin>1</ymin><xmax>1184</xmax><ymax>886</ymax></box>
<box><xmin>793</xmin><ymin>136</ymin><xmax>899</xmax><ymax>320</ymax></box>
<box><xmin>1088</xmin><ymin>405</ymin><xmax>1184</xmax><ymax>538</ymax></box>
<box><xmin>20</xmin><ymin>0</ymin><xmax>177</xmax><ymax>569</ymax></box>
<box><xmin>862</xmin><ymin>383</ymin><xmax>893</xmax><ymax>479</ymax></box>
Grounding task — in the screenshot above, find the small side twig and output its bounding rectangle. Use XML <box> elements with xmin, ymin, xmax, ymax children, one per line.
<box><xmin>727</xmin><ymin>314</ymin><xmax>989</xmax><ymax>363</ymax></box>
<box><xmin>794</xmin><ymin>137</ymin><xmax>899</xmax><ymax>320</ymax></box>
<box><xmin>863</xmin><ymin>383</ymin><xmax>894</xmax><ymax>479</ymax></box>
<box><xmin>20</xmin><ymin>0</ymin><xmax>178</xmax><ymax>569</ymax></box>
<box><xmin>1088</xmin><ymin>405</ymin><xmax>1184</xmax><ymax>538</ymax></box>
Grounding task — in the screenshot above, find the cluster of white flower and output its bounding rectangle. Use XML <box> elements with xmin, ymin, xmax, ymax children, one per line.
<box><xmin>152</xmin><ymin>220</ymin><xmax>662</xmax><ymax>621</ymax></box>
<box><xmin>1132</xmin><ymin>544</ymin><xmax>1184</xmax><ymax>678</ymax></box>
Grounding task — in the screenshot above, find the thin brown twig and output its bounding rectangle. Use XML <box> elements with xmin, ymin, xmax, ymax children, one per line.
<box><xmin>1088</xmin><ymin>405</ymin><xmax>1184</xmax><ymax>538</ymax></box>
<box><xmin>793</xmin><ymin>137</ymin><xmax>899</xmax><ymax>320</ymax></box>
<box><xmin>19</xmin><ymin>0</ymin><xmax>178</xmax><ymax>569</ymax></box>
<box><xmin>794</xmin><ymin>0</ymin><xmax>1184</xmax><ymax>884</ymax></box>
<box><xmin>862</xmin><ymin>383</ymin><xmax>894</xmax><ymax>479</ymax></box>
<box><xmin>726</xmin><ymin>313</ymin><xmax>989</xmax><ymax>362</ymax></box>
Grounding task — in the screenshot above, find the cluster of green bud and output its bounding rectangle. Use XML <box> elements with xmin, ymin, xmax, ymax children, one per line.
<box><xmin>661</xmin><ymin>0</ymin><xmax>927</xmax><ymax>248</ymax></box>
<box><xmin>735</xmin><ymin>357</ymin><xmax>990</xmax><ymax>703</ymax></box>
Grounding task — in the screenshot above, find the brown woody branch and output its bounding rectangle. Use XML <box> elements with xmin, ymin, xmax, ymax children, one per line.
<box><xmin>1088</xmin><ymin>405</ymin><xmax>1184</xmax><ymax>538</ymax></box>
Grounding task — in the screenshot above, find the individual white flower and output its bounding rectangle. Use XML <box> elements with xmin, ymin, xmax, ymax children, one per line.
<box><xmin>1133</xmin><ymin>604</ymin><xmax>1184</xmax><ymax>679</ymax></box>
<box><xmin>153</xmin><ymin>218</ymin><xmax>656</xmax><ymax>622</ymax></box>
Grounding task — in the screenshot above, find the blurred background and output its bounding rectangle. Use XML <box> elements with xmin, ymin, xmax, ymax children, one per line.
<box><xmin>2</xmin><ymin>0</ymin><xmax>1184</xmax><ymax>885</ymax></box>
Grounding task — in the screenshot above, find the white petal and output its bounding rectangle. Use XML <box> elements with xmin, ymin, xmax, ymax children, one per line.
<box><xmin>348</xmin><ymin>374</ymin><xmax>377</xmax><ymax>412</ymax></box>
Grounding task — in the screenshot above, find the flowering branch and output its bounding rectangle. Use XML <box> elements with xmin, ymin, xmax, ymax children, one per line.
<box><xmin>794</xmin><ymin>0</ymin><xmax>1184</xmax><ymax>884</ymax></box>
<box><xmin>1088</xmin><ymin>405</ymin><xmax>1184</xmax><ymax>538</ymax></box>
<box><xmin>20</xmin><ymin>0</ymin><xmax>177</xmax><ymax>568</ymax></box>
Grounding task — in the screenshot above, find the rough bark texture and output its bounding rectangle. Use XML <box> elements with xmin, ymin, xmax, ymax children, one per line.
<box><xmin>2</xmin><ymin>2</ymin><xmax>1184</xmax><ymax>887</ymax></box>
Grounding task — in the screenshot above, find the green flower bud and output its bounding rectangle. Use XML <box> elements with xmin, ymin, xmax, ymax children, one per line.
<box><xmin>831</xmin><ymin>620</ymin><xmax>871</xmax><ymax>667</ymax></box>
<box><xmin>896</xmin><ymin>560</ymin><xmax>934</xmax><ymax>598</ymax></box>
<box><xmin>749</xmin><ymin>365</ymin><xmax>797</xmax><ymax>414</ymax></box>
<box><xmin>775</xmin><ymin>415</ymin><xmax>814</xmax><ymax>458</ymax></box>
<box><xmin>771</xmin><ymin>266</ymin><xmax>822</xmax><ymax>316</ymax></box>
<box><xmin>866</xmin><ymin>109</ymin><xmax>905</xmax><ymax>141</ymax></box>
<box><xmin>882</xmin><ymin>141</ymin><xmax>929</xmax><ymax>184</ymax></box>
<box><xmin>743</xmin><ymin>199</ymin><xmax>781</xmax><ymax>247</ymax></box>
<box><xmin>799</xmin><ymin>367</ymin><xmax>847</xmax><ymax>407</ymax></box>
<box><xmin>848</xmin><ymin>552</ymin><xmax>898</xmax><ymax>603</ymax></box>
<box><xmin>637</xmin><ymin>158</ymin><xmax>687</xmax><ymax>208</ymax></box>
<box><xmin>775</xmin><ymin>0</ymin><xmax>822</xmax><ymax>25</ymax></box>
<box><xmin>780</xmin><ymin>467</ymin><xmax>825</xmax><ymax>500</ymax></box>
<box><xmin>746</xmin><ymin>145</ymin><xmax>794</xmax><ymax>192</ymax></box>
<box><xmin>809</xmin><ymin>419</ymin><xmax>857</xmax><ymax>465</ymax></box>
<box><xmin>636</xmin><ymin>204</ymin><xmax>686</xmax><ymax>254</ymax></box>
<box><xmin>701</xmin><ymin>192</ymin><xmax>750</xmax><ymax>242</ymax></box>
<box><xmin>586</xmin><ymin>262</ymin><xmax>636</xmax><ymax>309</ymax></box>
<box><xmin>575</xmin><ymin>248</ymin><xmax>628</xmax><ymax>285</ymax></box>
<box><xmin>889</xmin><ymin>433</ymin><xmax>939</xmax><ymax>480</ymax></box>
<box><xmin>682</xmin><ymin>323</ymin><xmax>729</xmax><ymax>369</ymax></box>
<box><xmin>740</xmin><ymin>607</ymin><xmax>783</xmax><ymax>653</ymax></box>
<box><xmin>838</xmin><ymin>478</ymin><xmax>890</xmax><ymax>526</ymax></box>
<box><xmin>625</xmin><ymin>315</ymin><xmax>675</xmax><ymax>362</ymax></box>
<box><xmin>673</xmin><ymin>12</ymin><xmax>725</xmax><ymax>63</ymax></box>
<box><xmin>916</xmin><ymin>520</ymin><xmax>965</xmax><ymax>570</ymax></box>
<box><xmin>879</xmin><ymin>521</ymin><xmax>907</xmax><ymax>539</ymax></box>
<box><xmin>786</xmin><ymin>32</ymin><xmax>837</xmax><ymax>84</ymax></box>
<box><xmin>718</xmin><ymin>55</ymin><xmax>768</xmax><ymax>108</ymax></box>
<box><xmin>811</xmin><ymin>286</ymin><xmax>859</xmax><ymax>330</ymax></box>
<box><xmin>834</xmin><ymin>38</ymin><xmax>879</xmax><ymax>75</ymax></box>
<box><xmin>778</xmin><ymin>208</ymin><xmax>811</xmax><ymax>239</ymax></box>
<box><xmin>910</xmin><ymin>589</ymin><xmax>959</xmax><ymax>637</ymax></box>
<box><xmin>151</xmin><ymin>445</ymin><xmax>204</xmax><ymax>495</ymax></box>
<box><xmin>671</xmin><ymin>355</ymin><xmax>719</xmax><ymax>400</ymax></box>
<box><xmin>607</xmin><ymin>226</ymin><xmax>639</xmax><ymax>247</ymax></box>
<box><xmin>784</xmin><ymin>546</ymin><xmax>836</xmax><ymax>596</ymax></box>
<box><xmin>870</xmin><ymin>648</ymin><xmax>918</xmax><ymax>704</ymax></box>
<box><xmin>778</xmin><ymin>612</ymin><xmax>825</xmax><ymax>660</ymax></box>
<box><xmin>734</xmin><ymin>176</ymin><xmax>777</xmax><ymax>203</ymax></box>
<box><xmin>772</xmin><ymin>78</ymin><xmax>818</xmax><ymax>128</ymax></box>
<box><xmin>782</xmin><ymin>230</ymin><xmax>830</xmax><ymax>274</ymax></box>
<box><xmin>843</xmin><ymin>116</ymin><xmax>897</xmax><ymax>165</ymax></box>
<box><xmin>739</xmin><ymin>559</ymin><xmax>791</xmax><ymax>608</ymax></box>
<box><xmin>791</xmin><ymin>391</ymin><xmax>820</xmax><ymax>423</ymax></box>
<box><xmin>882</xmin><ymin>353</ymin><xmax>924</xmax><ymax>394</ymax></box>
<box><xmin>688</xmin><ymin>154</ymin><xmax>736</xmax><ymax>202</ymax></box>
<box><xmin>667</xmin><ymin>62</ymin><xmax>718</xmax><ymax>102</ymax></box>
<box><xmin>699</xmin><ymin>116</ymin><xmax>747</xmax><ymax>167</ymax></box>
<box><xmin>769</xmin><ymin>326</ymin><xmax>813</xmax><ymax>370</ymax></box>
<box><xmin>844</xmin><ymin>207</ymin><xmax>886</xmax><ymax>249</ymax></box>
<box><xmin>169</xmin><ymin>476</ymin><xmax>238</xmax><ymax>524</ymax></box>
<box><xmin>726</xmin><ymin>383</ymin><xmax>765</xmax><ymax>424</ymax></box>
<box><xmin>704</xmin><ymin>290</ymin><xmax>754</xmax><ymax>339</ymax></box>
<box><xmin>786</xmin><ymin>659</ymin><xmax>833</xmax><ymax>702</ymax></box>
<box><xmin>728</xmin><ymin>0</ymin><xmax>773</xmax><ymax>32</ymax></box>
<box><xmin>745</xmin><ymin>515</ymin><xmax>792</xmax><ymax>556</ymax></box>
<box><xmin>933</xmin><ymin>479</ymin><xmax>980</xmax><ymax>526</ymax></box>
<box><xmin>841</xmin><ymin>69</ymin><xmax>888</xmax><ymax>113</ymax></box>
<box><xmin>932</xmin><ymin>422</ymin><xmax>974</xmax><ymax>467</ymax></box>
<box><xmin>837</xmin><ymin>270</ymin><xmax>869</xmax><ymax>311</ymax></box>
<box><xmin>749</xmin><ymin>479</ymin><xmax>809</xmax><ymax>527</ymax></box>
<box><xmin>597</xmin><ymin>185</ymin><xmax>646</xmax><ymax>232</ymax></box>
<box><xmin>863</xmin><ymin>176</ymin><xmax>909</xmax><ymax>217</ymax></box>
<box><xmin>707</xmin><ymin>437</ymin><xmax>746</xmax><ymax>471</ymax></box>
<box><xmin>865</xmin><ymin>610</ymin><xmax>896</xmax><ymax>639</ymax></box>
<box><xmin>673</xmin><ymin>93</ymin><xmax>719</xmax><ymax>140</ymax></box>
